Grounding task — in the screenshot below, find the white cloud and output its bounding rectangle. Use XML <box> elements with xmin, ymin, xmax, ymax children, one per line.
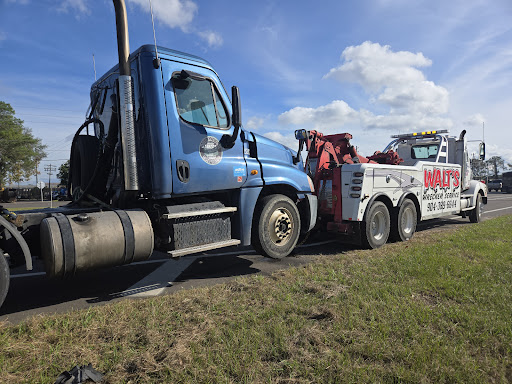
<box><xmin>376</xmin><ymin>81</ymin><xmax>449</xmax><ymax>115</ymax></box>
<box><xmin>57</xmin><ymin>0</ymin><xmax>90</xmax><ymax>16</ymax></box>
<box><xmin>127</xmin><ymin>0</ymin><xmax>197</xmax><ymax>31</ymax></box>
<box><xmin>280</xmin><ymin>42</ymin><xmax>452</xmax><ymax>135</ymax></box>
<box><xmin>358</xmin><ymin>109</ymin><xmax>452</xmax><ymax>131</ymax></box>
<box><xmin>127</xmin><ymin>0</ymin><xmax>222</xmax><ymax>48</ymax></box>
<box><xmin>279</xmin><ymin>100</ymin><xmax>358</xmax><ymax>128</ymax></box>
<box><xmin>324</xmin><ymin>41</ymin><xmax>432</xmax><ymax>93</ymax></box>
<box><xmin>245</xmin><ymin>116</ymin><xmax>265</xmax><ymax>130</ymax></box>
<box><xmin>263</xmin><ymin>132</ymin><xmax>298</xmax><ymax>152</ymax></box>
<box><xmin>197</xmin><ymin>30</ymin><xmax>223</xmax><ymax>48</ymax></box>
<box><xmin>462</xmin><ymin>113</ymin><xmax>485</xmax><ymax>129</ymax></box>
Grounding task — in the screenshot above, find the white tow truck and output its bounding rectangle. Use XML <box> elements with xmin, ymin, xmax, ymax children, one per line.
<box><xmin>298</xmin><ymin>129</ymin><xmax>488</xmax><ymax>248</ymax></box>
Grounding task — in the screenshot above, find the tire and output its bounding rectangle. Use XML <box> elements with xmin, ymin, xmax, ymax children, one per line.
<box><xmin>469</xmin><ymin>193</ymin><xmax>483</xmax><ymax>223</ymax></box>
<box><xmin>70</xmin><ymin>135</ymin><xmax>100</xmax><ymax>197</ymax></box>
<box><xmin>0</xmin><ymin>251</ymin><xmax>9</xmax><ymax>310</ymax></box>
<box><xmin>390</xmin><ymin>199</ymin><xmax>417</xmax><ymax>242</ymax></box>
<box><xmin>252</xmin><ymin>194</ymin><xmax>301</xmax><ymax>259</ymax></box>
<box><xmin>362</xmin><ymin>201</ymin><xmax>390</xmax><ymax>249</ymax></box>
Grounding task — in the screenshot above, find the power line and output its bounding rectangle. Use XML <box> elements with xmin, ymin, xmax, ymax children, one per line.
<box><xmin>22</xmin><ymin>120</ymin><xmax>83</xmax><ymax>125</ymax></box>
<box><xmin>11</xmin><ymin>105</ymin><xmax>85</xmax><ymax>113</ymax></box>
<box><xmin>16</xmin><ymin>113</ymin><xmax>83</xmax><ymax>119</ymax></box>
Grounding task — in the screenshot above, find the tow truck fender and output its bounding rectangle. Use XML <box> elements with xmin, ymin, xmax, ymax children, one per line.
<box><xmin>362</xmin><ymin>192</ymin><xmax>393</xmax><ymax>222</ymax></box>
<box><xmin>464</xmin><ymin>180</ymin><xmax>488</xmax><ymax>207</ymax></box>
<box><xmin>0</xmin><ymin>216</ymin><xmax>32</xmax><ymax>271</ymax></box>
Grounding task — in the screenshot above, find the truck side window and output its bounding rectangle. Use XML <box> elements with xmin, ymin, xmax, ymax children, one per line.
<box><xmin>172</xmin><ymin>74</ymin><xmax>229</xmax><ymax>129</ymax></box>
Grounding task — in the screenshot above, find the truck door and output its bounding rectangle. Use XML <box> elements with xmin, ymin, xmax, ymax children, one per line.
<box><xmin>161</xmin><ymin>60</ymin><xmax>246</xmax><ymax>195</ymax></box>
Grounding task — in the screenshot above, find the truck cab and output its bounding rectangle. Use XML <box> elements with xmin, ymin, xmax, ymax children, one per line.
<box><xmin>384</xmin><ymin>130</ymin><xmax>473</xmax><ymax>191</ymax></box>
<box><xmin>71</xmin><ymin>45</ymin><xmax>317</xmax><ymax>259</ymax></box>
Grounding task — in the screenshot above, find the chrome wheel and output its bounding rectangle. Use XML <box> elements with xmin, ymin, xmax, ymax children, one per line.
<box><xmin>370</xmin><ymin>210</ymin><xmax>386</xmax><ymax>242</ymax></box>
<box><xmin>362</xmin><ymin>201</ymin><xmax>390</xmax><ymax>248</ymax></box>
<box><xmin>252</xmin><ymin>194</ymin><xmax>301</xmax><ymax>259</ymax></box>
<box><xmin>401</xmin><ymin>205</ymin><xmax>415</xmax><ymax>236</ymax></box>
<box><xmin>268</xmin><ymin>207</ymin><xmax>293</xmax><ymax>246</ymax></box>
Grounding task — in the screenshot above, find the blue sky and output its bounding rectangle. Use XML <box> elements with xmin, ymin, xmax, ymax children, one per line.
<box><xmin>1</xmin><ymin>0</ymin><xmax>511</xmax><ymax>185</ymax></box>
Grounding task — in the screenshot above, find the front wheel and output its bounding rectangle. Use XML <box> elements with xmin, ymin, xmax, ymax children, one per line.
<box><xmin>0</xmin><ymin>251</ymin><xmax>10</xmax><ymax>310</ymax></box>
<box><xmin>252</xmin><ymin>194</ymin><xmax>301</xmax><ymax>259</ymax></box>
<box><xmin>469</xmin><ymin>194</ymin><xmax>483</xmax><ymax>223</ymax></box>
<box><xmin>362</xmin><ymin>201</ymin><xmax>390</xmax><ymax>249</ymax></box>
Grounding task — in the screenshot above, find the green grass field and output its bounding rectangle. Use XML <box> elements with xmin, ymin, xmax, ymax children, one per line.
<box><xmin>1</xmin><ymin>216</ymin><xmax>511</xmax><ymax>383</ymax></box>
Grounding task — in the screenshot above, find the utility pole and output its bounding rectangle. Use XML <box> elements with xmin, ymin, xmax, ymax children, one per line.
<box><xmin>44</xmin><ymin>164</ymin><xmax>57</xmax><ymax>208</ymax></box>
<box><xmin>35</xmin><ymin>160</ymin><xmax>39</xmax><ymax>187</ymax></box>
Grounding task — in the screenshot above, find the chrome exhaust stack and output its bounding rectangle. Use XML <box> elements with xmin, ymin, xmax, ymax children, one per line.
<box><xmin>113</xmin><ymin>0</ymin><xmax>139</xmax><ymax>191</ymax></box>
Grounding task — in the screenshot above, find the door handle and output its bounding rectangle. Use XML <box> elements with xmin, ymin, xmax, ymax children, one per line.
<box><xmin>176</xmin><ymin>160</ymin><xmax>190</xmax><ymax>183</ymax></box>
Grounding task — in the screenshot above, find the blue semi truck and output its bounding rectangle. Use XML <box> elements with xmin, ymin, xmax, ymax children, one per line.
<box><xmin>0</xmin><ymin>0</ymin><xmax>317</xmax><ymax>309</ymax></box>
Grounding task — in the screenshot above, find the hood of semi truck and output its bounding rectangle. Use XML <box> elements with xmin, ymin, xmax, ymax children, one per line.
<box><xmin>246</xmin><ymin>132</ymin><xmax>312</xmax><ymax>192</ymax></box>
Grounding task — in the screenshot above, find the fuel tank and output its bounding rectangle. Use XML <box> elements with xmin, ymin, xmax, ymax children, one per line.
<box><xmin>40</xmin><ymin>209</ymin><xmax>154</xmax><ymax>278</ymax></box>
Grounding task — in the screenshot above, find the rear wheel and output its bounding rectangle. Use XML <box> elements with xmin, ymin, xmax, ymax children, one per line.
<box><xmin>390</xmin><ymin>199</ymin><xmax>417</xmax><ymax>242</ymax></box>
<box><xmin>362</xmin><ymin>201</ymin><xmax>390</xmax><ymax>249</ymax></box>
<box><xmin>469</xmin><ymin>194</ymin><xmax>483</xmax><ymax>223</ymax></box>
<box><xmin>0</xmin><ymin>251</ymin><xmax>9</xmax><ymax>310</ymax></box>
<box><xmin>252</xmin><ymin>194</ymin><xmax>300</xmax><ymax>259</ymax></box>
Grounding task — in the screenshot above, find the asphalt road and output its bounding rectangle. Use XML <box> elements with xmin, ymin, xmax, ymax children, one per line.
<box><xmin>1</xmin><ymin>192</ymin><xmax>511</xmax><ymax>324</ymax></box>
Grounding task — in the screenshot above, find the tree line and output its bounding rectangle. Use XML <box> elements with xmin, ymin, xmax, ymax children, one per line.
<box><xmin>0</xmin><ymin>101</ymin><xmax>47</xmax><ymax>189</ymax></box>
<box><xmin>471</xmin><ymin>156</ymin><xmax>511</xmax><ymax>180</ymax></box>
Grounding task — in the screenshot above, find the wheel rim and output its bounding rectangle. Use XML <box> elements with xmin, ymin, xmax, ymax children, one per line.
<box><xmin>401</xmin><ymin>206</ymin><xmax>415</xmax><ymax>235</ymax></box>
<box><xmin>478</xmin><ymin>198</ymin><xmax>483</xmax><ymax>219</ymax></box>
<box><xmin>370</xmin><ymin>211</ymin><xmax>386</xmax><ymax>241</ymax></box>
<box><xmin>268</xmin><ymin>207</ymin><xmax>293</xmax><ymax>246</ymax></box>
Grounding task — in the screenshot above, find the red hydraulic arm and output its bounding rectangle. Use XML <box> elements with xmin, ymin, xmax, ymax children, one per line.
<box><xmin>300</xmin><ymin>130</ymin><xmax>402</xmax><ymax>235</ymax></box>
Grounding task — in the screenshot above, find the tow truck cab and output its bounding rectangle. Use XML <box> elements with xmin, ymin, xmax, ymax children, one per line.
<box><xmin>384</xmin><ymin>130</ymin><xmax>473</xmax><ymax>191</ymax></box>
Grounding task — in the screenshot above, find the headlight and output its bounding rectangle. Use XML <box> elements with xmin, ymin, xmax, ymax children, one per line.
<box><xmin>307</xmin><ymin>175</ymin><xmax>315</xmax><ymax>193</ymax></box>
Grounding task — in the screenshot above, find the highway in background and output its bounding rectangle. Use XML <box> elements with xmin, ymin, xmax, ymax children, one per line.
<box><xmin>1</xmin><ymin>192</ymin><xmax>511</xmax><ymax>324</ymax></box>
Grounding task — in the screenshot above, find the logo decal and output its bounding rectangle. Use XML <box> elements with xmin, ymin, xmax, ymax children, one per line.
<box><xmin>233</xmin><ymin>166</ymin><xmax>245</xmax><ymax>182</ymax></box>
<box><xmin>424</xmin><ymin>168</ymin><xmax>460</xmax><ymax>190</ymax></box>
<box><xmin>199</xmin><ymin>136</ymin><xmax>223</xmax><ymax>165</ymax></box>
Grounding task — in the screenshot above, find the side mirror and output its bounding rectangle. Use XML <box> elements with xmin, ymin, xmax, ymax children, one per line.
<box><xmin>293</xmin><ymin>130</ymin><xmax>308</xmax><ymax>164</ymax></box>
<box><xmin>231</xmin><ymin>86</ymin><xmax>241</xmax><ymax>129</ymax></box>
<box><xmin>295</xmin><ymin>129</ymin><xmax>307</xmax><ymax>140</ymax></box>
<box><xmin>479</xmin><ymin>142</ymin><xmax>485</xmax><ymax>160</ymax></box>
<box><xmin>220</xmin><ymin>86</ymin><xmax>241</xmax><ymax>149</ymax></box>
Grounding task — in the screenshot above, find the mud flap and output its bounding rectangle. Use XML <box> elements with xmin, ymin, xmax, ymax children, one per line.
<box><xmin>0</xmin><ymin>215</ymin><xmax>32</xmax><ymax>270</ymax></box>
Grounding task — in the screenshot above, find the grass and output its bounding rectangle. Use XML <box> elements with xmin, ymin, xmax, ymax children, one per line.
<box><xmin>1</xmin><ymin>216</ymin><xmax>511</xmax><ymax>383</ymax></box>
